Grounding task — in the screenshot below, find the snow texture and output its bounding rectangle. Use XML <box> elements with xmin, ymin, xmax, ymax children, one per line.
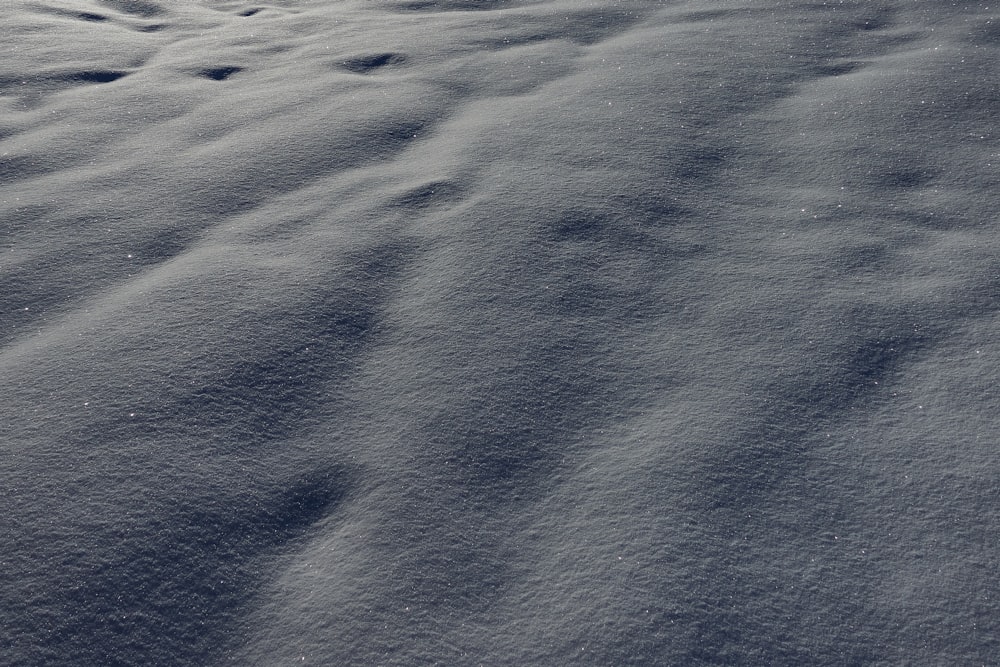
<box><xmin>1</xmin><ymin>0</ymin><xmax>998</xmax><ymax>664</ymax></box>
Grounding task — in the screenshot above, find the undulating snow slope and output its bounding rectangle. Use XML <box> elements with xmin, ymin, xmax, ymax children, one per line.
<box><xmin>2</xmin><ymin>0</ymin><xmax>998</xmax><ymax>664</ymax></box>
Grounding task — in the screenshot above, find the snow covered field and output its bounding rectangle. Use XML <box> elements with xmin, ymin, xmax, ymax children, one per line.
<box><xmin>2</xmin><ymin>0</ymin><xmax>998</xmax><ymax>664</ymax></box>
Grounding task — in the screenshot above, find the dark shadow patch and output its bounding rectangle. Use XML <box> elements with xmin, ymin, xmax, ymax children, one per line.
<box><xmin>239</xmin><ymin>8</ymin><xmax>261</xmax><ymax>16</ymax></box>
<box><xmin>174</xmin><ymin>114</ymin><xmax>436</xmax><ymax>219</ymax></box>
<box><xmin>0</xmin><ymin>267</ymin><xmax>76</xmax><ymax>350</ymax></box>
<box><xmin>703</xmin><ymin>315</ymin><xmax>933</xmax><ymax>512</ymax></box>
<box><xmin>840</xmin><ymin>336</ymin><xmax>914</xmax><ymax>389</ymax></box>
<box><xmin>852</xmin><ymin>12</ymin><xmax>893</xmax><ymax>31</ymax></box>
<box><xmin>547</xmin><ymin>210</ymin><xmax>608</xmax><ymax>243</ymax></box>
<box><xmin>74</xmin><ymin>11</ymin><xmax>109</xmax><ymax>22</ymax></box>
<box><xmin>176</xmin><ymin>296</ymin><xmax>378</xmax><ymax>446</ymax></box>
<box><xmin>0</xmin><ymin>154</ymin><xmax>50</xmax><ymax>181</ymax></box>
<box><xmin>672</xmin><ymin>9</ymin><xmax>739</xmax><ymax>24</ymax></box>
<box><xmin>97</xmin><ymin>0</ymin><xmax>164</xmax><ymax>17</ymax></box>
<box><xmin>267</xmin><ymin>473</ymin><xmax>346</xmax><ymax>533</ymax></box>
<box><xmin>675</xmin><ymin>143</ymin><xmax>730</xmax><ymax>181</ymax></box>
<box><xmin>366</xmin><ymin>119</ymin><xmax>429</xmax><ymax>158</ymax></box>
<box><xmin>132</xmin><ymin>227</ymin><xmax>198</xmax><ymax>265</ymax></box>
<box><xmin>478</xmin><ymin>32</ymin><xmax>551</xmax><ymax>50</ymax></box>
<box><xmin>70</xmin><ymin>70</ymin><xmax>128</xmax><ymax>84</ymax></box>
<box><xmin>105</xmin><ymin>240</ymin><xmax>420</xmax><ymax>451</ymax></box>
<box><xmin>260</xmin><ymin>43</ymin><xmax>295</xmax><ymax>55</ymax></box>
<box><xmin>870</xmin><ymin>166</ymin><xmax>937</xmax><ymax>189</ymax></box>
<box><xmin>339</xmin><ymin>53</ymin><xmax>407</xmax><ymax>74</ymax></box>
<box><xmin>27</xmin><ymin>5</ymin><xmax>109</xmax><ymax>22</ymax></box>
<box><xmin>0</xmin><ymin>70</ymin><xmax>129</xmax><ymax>88</ymax></box>
<box><xmin>27</xmin><ymin>468</ymin><xmax>350</xmax><ymax>666</ymax></box>
<box><xmin>549</xmin><ymin>275</ymin><xmax>618</xmax><ymax>318</ymax></box>
<box><xmin>813</xmin><ymin>60</ymin><xmax>867</xmax><ymax>77</ymax></box>
<box><xmin>390</xmin><ymin>180</ymin><xmax>461</xmax><ymax>210</ymax></box>
<box><xmin>390</xmin><ymin>0</ymin><xmax>527</xmax><ymax>11</ymax></box>
<box><xmin>134</xmin><ymin>23</ymin><xmax>166</xmax><ymax>32</ymax></box>
<box><xmin>182</xmin><ymin>472</ymin><xmax>347</xmax><ymax>548</ymax></box>
<box><xmin>830</xmin><ymin>243</ymin><xmax>889</xmax><ymax>274</ymax></box>
<box><xmin>450</xmin><ymin>429</ymin><xmax>555</xmax><ymax>493</ymax></box>
<box><xmin>197</xmin><ymin>66</ymin><xmax>243</xmax><ymax>81</ymax></box>
<box><xmin>425</xmin><ymin>335</ymin><xmax>617</xmax><ymax>501</ymax></box>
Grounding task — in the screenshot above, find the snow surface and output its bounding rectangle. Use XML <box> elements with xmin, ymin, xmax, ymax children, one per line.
<box><xmin>1</xmin><ymin>0</ymin><xmax>998</xmax><ymax>664</ymax></box>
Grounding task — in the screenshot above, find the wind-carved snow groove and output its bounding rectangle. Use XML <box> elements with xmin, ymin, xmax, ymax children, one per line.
<box><xmin>687</xmin><ymin>5</ymin><xmax>960</xmax><ymax>517</ymax></box>
<box><xmin>163</xmin><ymin>63</ymin><xmax>461</xmax><ymax>218</ymax></box>
<box><xmin>701</xmin><ymin>299</ymin><xmax>941</xmax><ymax>516</ymax></box>
<box><xmin>196</xmin><ymin>66</ymin><xmax>243</xmax><ymax>81</ymax></box>
<box><xmin>0</xmin><ymin>100</ymin><xmax>455</xmax><ymax>355</ymax></box>
<box><xmin>387</xmin><ymin>0</ymin><xmax>536</xmax><ymax>12</ymax></box>
<box><xmin>83</xmin><ymin>239</ymin><xmax>422</xmax><ymax>452</ymax></box>
<box><xmin>811</xmin><ymin>60</ymin><xmax>869</xmax><ymax>77</ymax></box>
<box><xmin>478</xmin><ymin>6</ymin><xmax>646</xmax><ymax>49</ymax></box>
<box><xmin>27</xmin><ymin>5</ymin><xmax>110</xmax><ymax>22</ymax></box>
<box><xmin>0</xmin><ymin>69</ymin><xmax>131</xmax><ymax>103</ymax></box>
<box><xmin>387</xmin><ymin>180</ymin><xmax>464</xmax><ymax>210</ymax></box>
<box><xmin>95</xmin><ymin>0</ymin><xmax>165</xmax><ymax>18</ymax></box>
<box><xmin>339</xmin><ymin>53</ymin><xmax>407</xmax><ymax>74</ymax></box>
<box><xmin>28</xmin><ymin>467</ymin><xmax>353</xmax><ymax>666</ymax></box>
